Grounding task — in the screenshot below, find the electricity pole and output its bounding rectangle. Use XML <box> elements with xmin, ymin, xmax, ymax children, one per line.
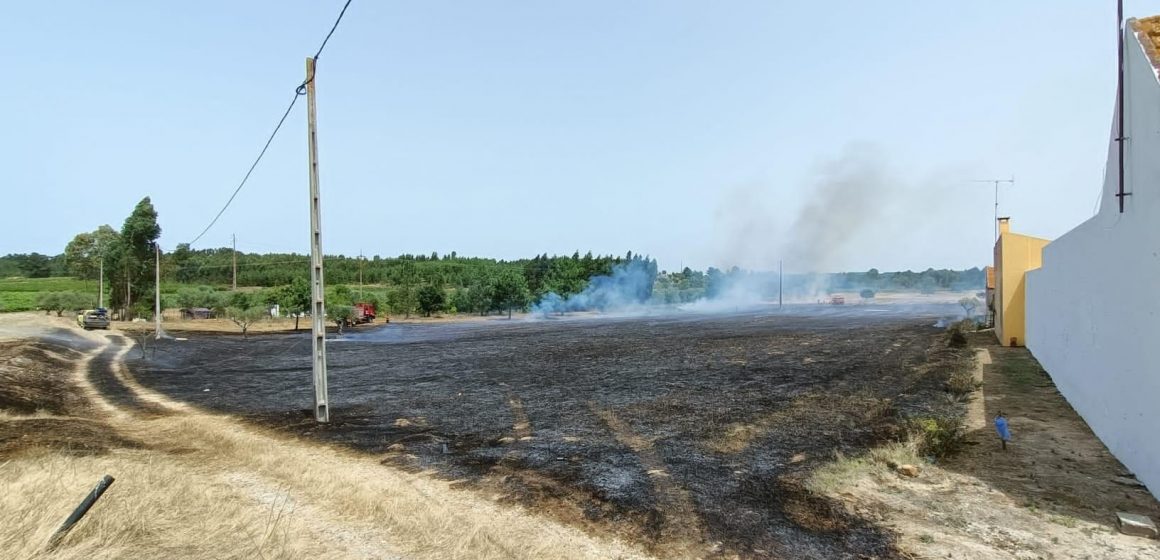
<box><xmin>97</xmin><ymin>240</ymin><xmax>104</xmax><ymax>309</ymax></box>
<box><xmin>973</xmin><ymin>177</ymin><xmax>1015</xmax><ymax>241</ymax></box>
<box><xmin>154</xmin><ymin>244</ymin><xmax>162</xmax><ymax>339</ymax></box>
<box><xmin>358</xmin><ymin>250</ymin><xmax>363</xmax><ymax>300</ymax></box>
<box><xmin>231</xmin><ymin>234</ymin><xmax>237</xmax><ymax>290</ymax></box>
<box><xmin>306</xmin><ymin>56</ymin><xmax>329</xmax><ymax>423</ymax></box>
<box><xmin>778</xmin><ymin>260</ymin><xmax>783</xmax><ymax>309</ymax></box>
<box><xmin>1115</xmin><ymin>0</ymin><xmax>1130</xmax><ymax>212</ymax></box>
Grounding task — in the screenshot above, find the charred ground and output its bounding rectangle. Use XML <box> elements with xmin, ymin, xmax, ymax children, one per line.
<box><xmin>128</xmin><ymin>304</ymin><xmax>970</xmax><ymax>559</ymax></box>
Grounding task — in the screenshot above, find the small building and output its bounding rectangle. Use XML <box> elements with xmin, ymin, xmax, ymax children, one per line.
<box><xmin>180</xmin><ymin>307</ymin><xmax>214</xmax><ymax>320</ymax></box>
<box><xmin>992</xmin><ymin>218</ymin><xmax>1049</xmax><ymax>347</ymax></box>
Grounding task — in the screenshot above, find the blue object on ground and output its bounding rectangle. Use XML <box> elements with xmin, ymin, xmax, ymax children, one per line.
<box><xmin>994</xmin><ymin>416</ymin><xmax>1011</xmax><ymax>441</ymax></box>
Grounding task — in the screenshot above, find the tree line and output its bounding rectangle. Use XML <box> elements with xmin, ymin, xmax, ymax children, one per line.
<box><xmin>4</xmin><ymin>197</ymin><xmax>984</xmax><ymax>320</ymax></box>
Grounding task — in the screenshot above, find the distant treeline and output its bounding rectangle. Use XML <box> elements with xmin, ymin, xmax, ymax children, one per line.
<box><xmin>2</xmin><ymin>195</ymin><xmax>983</xmax><ymax>319</ymax></box>
<box><xmin>3</xmin><ymin>245</ymin><xmax>982</xmax><ymax>317</ymax></box>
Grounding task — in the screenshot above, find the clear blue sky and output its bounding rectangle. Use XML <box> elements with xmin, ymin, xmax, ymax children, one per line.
<box><xmin>4</xmin><ymin>1</ymin><xmax>1156</xmax><ymax>273</ymax></box>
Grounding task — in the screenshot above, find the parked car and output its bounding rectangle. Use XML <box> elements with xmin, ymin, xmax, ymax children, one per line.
<box><xmin>77</xmin><ymin>309</ymin><xmax>110</xmax><ymax>330</ymax></box>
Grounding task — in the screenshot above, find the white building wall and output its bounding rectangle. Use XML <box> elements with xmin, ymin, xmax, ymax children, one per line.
<box><xmin>1026</xmin><ymin>25</ymin><xmax>1160</xmax><ymax>497</ymax></box>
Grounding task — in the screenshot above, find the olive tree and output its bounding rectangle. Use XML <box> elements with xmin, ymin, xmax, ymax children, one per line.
<box><xmin>330</xmin><ymin>305</ymin><xmax>354</xmax><ymax>334</ymax></box>
<box><xmin>226</xmin><ymin>306</ymin><xmax>266</xmax><ymax>339</ymax></box>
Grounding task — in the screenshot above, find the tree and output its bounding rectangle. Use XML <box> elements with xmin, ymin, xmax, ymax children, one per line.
<box><xmin>490</xmin><ymin>271</ymin><xmax>530</xmax><ymax>319</ymax></box>
<box><xmin>918</xmin><ymin>276</ymin><xmax>937</xmax><ymax>294</ymax></box>
<box><xmin>35</xmin><ymin>292</ymin><xmax>58</xmax><ymax>315</ymax></box>
<box><xmin>330</xmin><ymin>305</ymin><xmax>353</xmax><ymax>334</ymax></box>
<box><xmin>36</xmin><ymin>291</ymin><xmax>89</xmax><ymax>317</ymax></box>
<box><xmin>16</xmin><ymin>253</ymin><xmax>53</xmax><ymax>278</ymax></box>
<box><xmin>175</xmin><ymin>286</ymin><xmax>225</xmax><ymax>317</ymax></box>
<box><xmin>107</xmin><ymin>198</ymin><xmax>161</xmax><ymax>319</ymax></box>
<box><xmin>227</xmin><ymin>290</ymin><xmax>255</xmax><ymax>310</ymax></box>
<box><xmin>959</xmin><ymin>296</ymin><xmax>980</xmax><ymax>318</ymax></box>
<box><xmin>276</xmin><ymin>277</ymin><xmax>312</xmax><ymax>330</ymax></box>
<box><xmin>417</xmin><ymin>284</ymin><xmax>446</xmax><ymax>317</ymax></box>
<box><xmin>226</xmin><ymin>306</ymin><xmax>265</xmax><ymax>339</ymax></box>
<box><xmin>64</xmin><ymin>226</ymin><xmax>120</xmax><ymax>280</ymax></box>
<box><xmin>387</xmin><ymin>261</ymin><xmax>420</xmax><ymax>318</ymax></box>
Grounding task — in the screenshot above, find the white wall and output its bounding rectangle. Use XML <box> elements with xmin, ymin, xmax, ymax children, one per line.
<box><xmin>1026</xmin><ymin>24</ymin><xmax>1160</xmax><ymax>497</ymax></box>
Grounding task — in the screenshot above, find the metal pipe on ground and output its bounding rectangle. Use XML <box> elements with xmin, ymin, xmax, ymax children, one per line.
<box><xmin>46</xmin><ymin>475</ymin><xmax>116</xmax><ymax>550</ymax></box>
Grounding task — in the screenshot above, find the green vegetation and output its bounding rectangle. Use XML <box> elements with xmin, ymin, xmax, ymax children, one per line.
<box><xmin>908</xmin><ymin>415</ymin><xmax>967</xmax><ymax>458</ymax></box>
<box><xmin>0</xmin><ymin>277</ymin><xmax>93</xmax><ymax>312</ymax></box>
<box><xmin>416</xmin><ymin>284</ymin><xmax>446</xmax><ymax>317</ymax></box>
<box><xmin>34</xmin><ymin>291</ymin><xmax>90</xmax><ymax>317</ymax></box>
<box><xmin>1</xmin><ymin>197</ymin><xmax>985</xmax><ymax>317</ymax></box>
<box><xmin>225</xmin><ymin>306</ymin><xmax>266</xmax><ymax>339</ymax></box>
<box><xmin>330</xmin><ymin>305</ymin><xmax>353</xmax><ymax>333</ymax></box>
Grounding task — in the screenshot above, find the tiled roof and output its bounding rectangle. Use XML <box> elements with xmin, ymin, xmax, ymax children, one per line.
<box><xmin>1133</xmin><ymin>16</ymin><xmax>1160</xmax><ymax>70</ymax></box>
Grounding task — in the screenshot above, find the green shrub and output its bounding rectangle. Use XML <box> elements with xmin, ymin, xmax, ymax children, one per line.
<box><xmin>908</xmin><ymin>415</ymin><xmax>967</xmax><ymax>458</ymax></box>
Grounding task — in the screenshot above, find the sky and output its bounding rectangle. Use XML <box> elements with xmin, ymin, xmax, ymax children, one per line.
<box><xmin>3</xmin><ymin>1</ymin><xmax>1157</xmax><ymax>274</ymax></box>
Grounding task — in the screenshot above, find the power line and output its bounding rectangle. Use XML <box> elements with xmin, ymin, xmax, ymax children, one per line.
<box><xmin>188</xmin><ymin>0</ymin><xmax>354</xmax><ymax>247</ymax></box>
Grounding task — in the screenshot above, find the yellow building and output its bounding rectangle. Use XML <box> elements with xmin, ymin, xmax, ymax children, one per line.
<box><xmin>993</xmin><ymin>217</ymin><xmax>1050</xmax><ymax>347</ymax></box>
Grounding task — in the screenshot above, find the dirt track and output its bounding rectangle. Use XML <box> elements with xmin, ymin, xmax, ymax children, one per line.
<box><xmin>129</xmin><ymin>304</ymin><xmax>968</xmax><ymax>558</ymax></box>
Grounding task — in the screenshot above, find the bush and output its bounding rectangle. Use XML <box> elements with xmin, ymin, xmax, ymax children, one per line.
<box><xmin>36</xmin><ymin>291</ymin><xmax>90</xmax><ymax>317</ymax></box>
<box><xmin>946</xmin><ymin>319</ymin><xmax>973</xmax><ymax>348</ymax></box>
<box><xmin>946</xmin><ymin>370</ymin><xmax>982</xmax><ymax>396</ymax></box>
<box><xmin>35</xmin><ymin>292</ymin><xmax>59</xmax><ymax>315</ymax></box>
<box><xmin>175</xmin><ymin>286</ymin><xmax>225</xmax><ymax>310</ymax></box>
<box><xmin>908</xmin><ymin>415</ymin><xmax>967</xmax><ymax>458</ymax></box>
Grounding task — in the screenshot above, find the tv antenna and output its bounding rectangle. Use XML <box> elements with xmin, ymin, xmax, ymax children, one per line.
<box><xmin>973</xmin><ymin>177</ymin><xmax>1015</xmax><ymax>241</ymax></box>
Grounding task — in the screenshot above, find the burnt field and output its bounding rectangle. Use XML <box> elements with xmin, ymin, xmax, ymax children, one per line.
<box><xmin>128</xmin><ymin>304</ymin><xmax>969</xmax><ymax>559</ymax></box>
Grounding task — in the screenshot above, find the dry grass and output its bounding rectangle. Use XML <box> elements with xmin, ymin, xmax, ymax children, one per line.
<box><xmin>807</xmin><ymin>441</ymin><xmax>922</xmax><ymax>495</ymax></box>
<box><xmin>1</xmin><ymin>450</ymin><xmax>332</xmax><ymax>560</ymax></box>
<box><xmin>0</xmin><ymin>317</ymin><xmax>653</xmax><ymax>560</ymax></box>
<box><xmin>114</xmin><ymin>411</ymin><xmax>650</xmax><ymax>559</ymax></box>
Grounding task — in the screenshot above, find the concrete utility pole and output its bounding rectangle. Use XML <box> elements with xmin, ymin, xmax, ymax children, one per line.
<box><xmin>97</xmin><ymin>240</ymin><xmax>104</xmax><ymax>309</ymax></box>
<box><xmin>358</xmin><ymin>250</ymin><xmax>363</xmax><ymax>300</ymax></box>
<box><xmin>231</xmin><ymin>233</ymin><xmax>237</xmax><ymax>291</ymax></box>
<box><xmin>305</xmin><ymin>56</ymin><xmax>329</xmax><ymax>423</ymax></box>
<box><xmin>154</xmin><ymin>244</ymin><xmax>162</xmax><ymax>339</ymax></box>
<box><xmin>778</xmin><ymin>260</ymin><xmax>783</xmax><ymax>309</ymax></box>
<box><xmin>974</xmin><ymin>177</ymin><xmax>1015</xmax><ymax>241</ymax></box>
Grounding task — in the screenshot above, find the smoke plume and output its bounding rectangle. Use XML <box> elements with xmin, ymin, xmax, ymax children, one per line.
<box><xmin>533</xmin><ymin>258</ymin><xmax>657</xmax><ymax>314</ymax></box>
